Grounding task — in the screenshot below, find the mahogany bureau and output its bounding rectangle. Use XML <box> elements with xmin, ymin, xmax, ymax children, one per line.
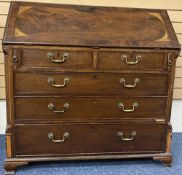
<box><xmin>2</xmin><ymin>2</ymin><xmax>181</xmax><ymax>174</ymax></box>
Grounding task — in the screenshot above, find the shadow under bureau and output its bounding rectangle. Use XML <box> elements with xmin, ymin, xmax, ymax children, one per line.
<box><xmin>2</xmin><ymin>1</ymin><xmax>181</xmax><ymax>174</ymax></box>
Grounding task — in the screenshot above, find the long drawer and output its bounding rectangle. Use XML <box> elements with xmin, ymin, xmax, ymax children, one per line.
<box><xmin>15</xmin><ymin>123</ymin><xmax>166</xmax><ymax>156</ymax></box>
<box><xmin>15</xmin><ymin>97</ymin><xmax>166</xmax><ymax>120</ymax></box>
<box><xmin>14</xmin><ymin>72</ymin><xmax>168</xmax><ymax>96</ymax></box>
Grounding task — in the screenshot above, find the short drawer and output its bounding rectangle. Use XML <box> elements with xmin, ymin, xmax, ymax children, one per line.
<box><xmin>15</xmin><ymin>97</ymin><xmax>166</xmax><ymax>121</ymax></box>
<box><xmin>20</xmin><ymin>48</ymin><xmax>93</xmax><ymax>69</ymax></box>
<box><xmin>98</xmin><ymin>51</ymin><xmax>167</xmax><ymax>70</ymax></box>
<box><xmin>15</xmin><ymin>123</ymin><xmax>166</xmax><ymax>156</ymax></box>
<box><xmin>14</xmin><ymin>72</ymin><xmax>168</xmax><ymax>96</ymax></box>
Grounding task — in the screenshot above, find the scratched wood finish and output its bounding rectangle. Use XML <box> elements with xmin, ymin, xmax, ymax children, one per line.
<box><xmin>98</xmin><ymin>51</ymin><xmax>168</xmax><ymax>70</ymax></box>
<box><xmin>20</xmin><ymin>48</ymin><xmax>93</xmax><ymax>69</ymax></box>
<box><xmin>15</xmin><ymin>97</ymin><xmax>166</xmax><ymax>120</ymax></box>
<box><xmin>15</xmin><ymin>123</ymin><xmax>166</xmax><ymax>156</ymax></box>
<box><xmin>3</xmin><ymin>2</ymin><xmax>180</xmax><ymax>49</ymax></box>
<box><xmin>1</xmin><ymin>1</ymin><xmax>182</xmax><ymax>100</ymax></box>
<box><xmin>3</xmin><ymin>2</ymin><xmax>180</xmax><ymax>174</ymax></box>
<box><xmin>17</xmin><ymin>48</ymin><xmax>168</xmax><ymax>71</ymax></box>
<box><xmin>14</xmin><ymin>72</ymin><xmax>168</xmax><ymax>96</ymax></box>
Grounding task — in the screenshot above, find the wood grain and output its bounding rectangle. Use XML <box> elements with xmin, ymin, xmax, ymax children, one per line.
<box><xmin>3</xmin><ymin>2</ymin><xmax>180</xmax><ymax>49</ymax></box>
<box><xmin>3</xmin><ymin>2</ymin><xmax>180</xmax><ymax>173</ymax></box>
<box><xmin>15</xmin><ymin>123</ymin><xmax>166</xmax><ymax>156</ymax></box>
<box><xmin>14</xmin><ymin>72</ymin><xmax>168</xmax><ymax>96</ymax></box>
<box><xmin>15</xmin><ymin>97</ymin><xmax>167</xmax><ymax>121</ymax></box>
<box><xmin>98</xmin><ymin>51</ymin><xmax>167</xmax><ymax>70</ymax></box>
<box><xmin>21</xmin><ymin>48</ymin><xmax>93</xmax><ymax>69</ymax></box>
<box><xmin>6</xmin><ymin>135</ymin><xmax>12</xmax><ymax>158</ymax></box>
<box><xmin>0</xmin><ymin>0</ymin><xmax>182</xmax><ymax>99</ymax></box>
<box><xmin>0</xmin><ymin>1</ymin><xmax>182</xmax><ymax>15</ymax></box>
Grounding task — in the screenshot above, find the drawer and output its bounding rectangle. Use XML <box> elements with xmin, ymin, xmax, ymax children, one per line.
<box><xmin>14</xmin><ymin>72</ymin><xmax>168</xmax><ymax>96</ymax></box>
<box><xmin>15</xmin><ymin>97</ymin><xmax>166</xmax><ymax>121</ymax></box>
<box><xmin>20</xmin><ymin>48</ymin><xmax>93</xmax><ymax>69</ymax></box>
<box><xmin>98</xmin><ymin>51</ymin><xmax>167</xmax><ymax>70</ymax></box>
<box><xmin>15</xmin><ymin>123</ymin><xmax>166</xmax><ymax>156</ymax></box>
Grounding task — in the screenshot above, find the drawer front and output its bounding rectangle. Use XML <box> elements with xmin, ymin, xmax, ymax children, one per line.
<box><xmin>15</xmin><ymin>123</ymin><xmax>166</xmax><ymax>156</ymax></box>
<box><xmin>20</xmin><ymin>49</ymin><xmax>93</xmax><ymax>69</ymax></box>
<box><xmin>15</xmin><ymin>97</ymin><xmax>166</xmax><ymax>120</ymax></box>
<box><xmin>15</xmin><ymin>73</ymin><xmax>168</xmax><ymax>96</ymax></box>
<box><xmin>98</xmin><ymin>51</ymin><xmax>167</xmax><ymax>70</ymax></box>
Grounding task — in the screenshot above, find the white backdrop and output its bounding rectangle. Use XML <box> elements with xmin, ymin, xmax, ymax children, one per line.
<box><xmin>0</xmin><ymin>100</ymin><xmax>182</xmax><ymax>134</ymax></box>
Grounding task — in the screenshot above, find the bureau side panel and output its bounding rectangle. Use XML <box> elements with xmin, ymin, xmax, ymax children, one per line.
<box><xmin>3</xmin><ymin>46</ymin><xmax>15</xmax><ymax>158</ymax></box>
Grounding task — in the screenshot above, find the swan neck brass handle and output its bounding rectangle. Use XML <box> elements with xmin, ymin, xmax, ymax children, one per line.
<box><xmin>48</xmin><ymin>77</ymin><xmax>69</xmax><ymax>88</ymax></box>
<box><xmin>47</xmin><ymin>52</ymin><xmax>69</xmax><ymax>63</ymax></box>
<box><xmin>121</xmin><ymin>54</ymin><xmax>141</xmax><ymax>65</ymax></box>
<box><xmin>48</xmin><ymin>103</ymin><xmax>69</xmax><ymax>113</ymax></box>
<box><xmin>118</xmin><ymin>102</ymin><xmax>138</xmax><ymax>112</ymax></box>
<box><xmin>48</xmin><ymin>132</ymin><xmax>70</xmax><ymax>143</ymax></box>
<box><xmin>120</xmin><ymin>78</ymin><xmax>140</xmax><ymax>88</ymax></box>
<box><xmin>117</xmin><ymin>131</ymin><xmax>136</xmax><ymax>141</ymax></box>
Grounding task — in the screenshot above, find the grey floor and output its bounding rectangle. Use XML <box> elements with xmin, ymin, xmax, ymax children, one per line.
<box><xmin>0</xmin><ymin>133</ymin><xmax>182</xmax><ymax>175</ymax></box>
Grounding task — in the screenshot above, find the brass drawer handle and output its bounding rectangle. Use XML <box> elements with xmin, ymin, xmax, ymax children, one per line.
<box><xmin>120</xmin><ymin>78</ymin><xmax>140</xmax><ymax>88</ymax></box>
<box><xmin>47</xmin><ymin>52</ymin><xmax>69</xmax><ymax>63</ymax></box>
<box><xmin>121</xmin><ymin>54</ymin><xmax>141</xmax><ymax>65</ymax></box>
<box><xmin>118</xmin><ymin>102</ymin><xmax>138</xmax><ymax>112</ymax></box>
<box><xmin>48</xmin><ymin>132</ymin><xmax>70</xmax><ymax>143</ymax></box>
<box><xmin>48</xmin><ymin>77</ymin><xmax>69</xmax><ymax>88</ymax></box>
<box><xmin>48</xmin><ymin>103</ymin><xmax>69</xmax><ymax>113</ymax></box>
<box><xmin>117</xmin><ymin>131</ymin><xmax>136</xmax><ymax>141</ymax></box>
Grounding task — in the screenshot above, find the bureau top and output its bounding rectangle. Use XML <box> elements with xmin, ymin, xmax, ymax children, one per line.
<box><xmin>2</xmin><ymin>1</ymin><xmax>180</xmax><ymax>50</ymax></box>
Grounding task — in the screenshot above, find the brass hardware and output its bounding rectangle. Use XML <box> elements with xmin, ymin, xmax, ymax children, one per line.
<box><xmin>117</xmin><ymin>131</ymin><xmax>136</xmax><ymax>141</ymax></box>
<box><xmin>12</xmin><ymin>49</ymin><xmax>21</xmax><ymax>68</ymax></box>
<box><xmin>48</xmin><ymin>103</ymin><xmax>69</xmax><ymax>113</ymax></box>
<box><xmin>12</xmin><ymin>56</ymin><xmax>18</xmax><ymax>68</ymax></box>
<box><xmin>121</xmin><ymin>54</ymin><xmax>141</xmax><ymax>65</ymax></box>
<box><xmin>48</xmin><ymin>77</ymin><xmax>69</xmax><ymax>88</ymax></box>
<box><xmin>168</xmin><ymin>53</ymin><xmax>172</xmax><ymax>66</ymax></box>
<box><xmin>48</xmin><ymin>132</ymin><xmax>70</xmax><ymax>143</ymax></box>
<box><xmin>47</xmin><ymin>52</ymin><xmax>69</xmax><ymax>63</ymax></box>
<box><xmin>118</xmin><ymin>102</ymin><xmax>138</xmax><ymax>112</ymax></box>
<box><xmin>120</xmin><ymin>78</ymin><xmax>140</xmax><ymax>88</ymax></box>
<box><xmin>12</xmin><ymin>56</ymin><xmax>18</xmax><ymax>64</ymax></box>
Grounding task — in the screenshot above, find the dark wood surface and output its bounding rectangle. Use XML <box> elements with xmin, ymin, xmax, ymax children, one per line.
<box><xmin>3</xmin><ymin>1</ymin><xmax>181</xmax><ymax>174</ymax></box>
<box><xmin>98</xmin><ymin>51</ymin><xmax>167</xmax><ymax>70</ymax></box>
<box><xmin>15</xmin><ymin>123</ymin><xmax>166</xmax><ymax>156</ymax></box>
<box><xmin>18</xmin><ymin>48</ymin><xmax>168</xmax><ymax>70</ymax></box>
<box><xmin>15</xmin><ymin>97</ymin><xmax>166</xmax><ymax>120</ymax></box>
<box><xmin>21</xmin><ymin>48</ymin><xmax>93</xmax><ymax>69</ymax></box>
<box><xmin>14</xmin><ymin>72</ymin><xmax>168</xmax><ymax>96</ymax></box>
<box><xmin>3</xmin><ymin>2</ymin><xmax>180</xmax><ymax>49</ymax></box>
